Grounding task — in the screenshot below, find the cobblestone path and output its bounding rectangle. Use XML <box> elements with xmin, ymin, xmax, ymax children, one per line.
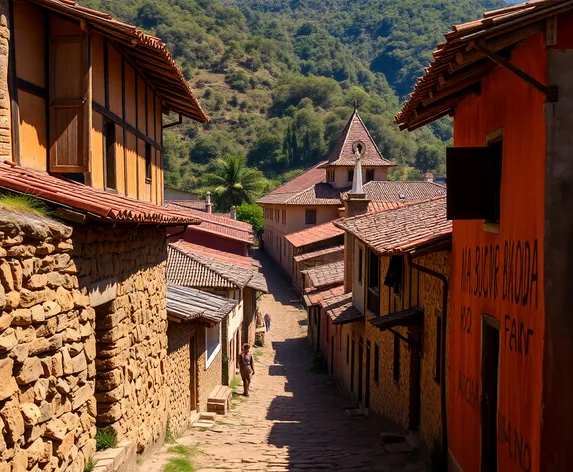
<box><xmin>139</xmin><ymin>251</ymin><xmax>426</xmax><ymax>472</ymax></box>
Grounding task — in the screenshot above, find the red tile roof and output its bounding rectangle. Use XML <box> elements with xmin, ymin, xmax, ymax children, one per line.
<box><xmin>368</xmin><ymin>201</ymin><xmax>404</xmax><ymax>212</ymax></box>
<box><xmin>303</xmin><ymin>285</ymin><xmax>345</xmax><ymax>307</ymax></box>
<box><xmin>293</xmin><ymin>245</ymin><xmax>344</xmax><ymax>263</ymax></box>
<box><xmin>169</xmin><ymin>241</ymin><xmax>267</xmax><ymax>292</ymax></box>
<box><xmin>321</xmin><ymin>110</ymin><xmax>394</xmax><ymax>168</ymax></box>
<box><xmin>301</xmin><ymin>260</ymin><xmax>345</xmax><ymax>290</ymax></box>
<box><xmin>319</xmin><ymin>293</ymin><xmax>364</xmax><ymax>325</ymax></box>
<box><xmin>335</xmin><ymin>196</ymin><xmax>452</xmax><ymax>255</ymax></box>
<box><xmin>395</xmin><ymin>0</ymin><xmax>568</xmax><ymax>131</ymax></box>
<box><xmin>30</xmin><ymin>0</ymin><xmax>207</xmax><ymax>122</ymax></box>
<box><xmin>167</xmin><ymin>200</ymin><xmax>208</xmax><ymax>212</ymax></box>
<box><xmin>167</xmin><ymin>245</ymin><xmax>234</xmax><ymax>289</ymax></box>
<box><xmin>0</xmin><ymin>162</ymin><xmax>201</xmax><ymax>225</ymax></box>
<box><xmin>257</xmin><ymin>162</ymin><xmax>330</xmax><ymax>205</ymax></box>
<box><xmin>346</xmin><ymin>181</ymin><xmax>446</xmax><ymax>203</ymax></box>
<box><xmin>285</xmin><ymin>221</ymin><xmax>345</xmax><ymax>248</ymax></box>
<box><xmin>165</xmin><ymin>203</ymin><xmax>254</xmax><ymax>245</ymax></box>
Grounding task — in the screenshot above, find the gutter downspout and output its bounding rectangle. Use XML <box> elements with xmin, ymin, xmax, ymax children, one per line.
<box><xmin>168</xmin><ymin>224</ymin><xmax>189</xmax><ymax>240</ymax></box>
<box><xmin>407</xmin><ymin>253</ymin><xmax>448</xmax><ymax>469</ymax></box>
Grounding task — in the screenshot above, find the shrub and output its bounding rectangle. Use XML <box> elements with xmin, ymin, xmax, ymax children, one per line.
<box><xmin>84</xmin><ymin>458</ymin><xmax>95</xmax><ymax>472</ymax></box>
<box><xmin>95</xmin><ymin>427</ymin><xmax>117</xmax><ymax>451</ymax></box>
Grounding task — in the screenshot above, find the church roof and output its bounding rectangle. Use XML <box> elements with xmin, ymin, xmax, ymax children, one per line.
<box><xmin>321</xmin><ymin>110</ymin><xmax>395</xmax><ymax>168</ymax></box>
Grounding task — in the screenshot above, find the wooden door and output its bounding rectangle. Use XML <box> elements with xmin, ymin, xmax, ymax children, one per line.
<box><xmin>481</xmin><ymin>317</ymin><xmax>500</xmax><ymax>472</ymax></box>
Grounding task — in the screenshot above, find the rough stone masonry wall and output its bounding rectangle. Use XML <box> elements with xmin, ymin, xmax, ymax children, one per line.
<box><xmin>0</xmin><ymin>0</ymin><xmax>11</xmax><ymax>160</ymax></box>
<box><xmin>72</xmin><ymin>226</ymin><xmax>168</xmax><ymax>454</ymax></box>
<box><xmin>166</xmin><ymin>322</ymin><xmax>195</xmax><ymax>436</ymax></box>
<box><xmin>0</xmin><ymin>211</ymin><xmax>96</xmax><ymax>472</ymax></box>
<box><xmin>196</xmin><ymin>326</ymin><xmax>222</xmax><ymax>412</ymax></box>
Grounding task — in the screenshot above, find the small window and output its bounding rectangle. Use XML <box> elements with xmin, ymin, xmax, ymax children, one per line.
<box><xmin>346</xmin><ymin>335</ymin><xmax>350</xmax><ymax>363</ymax></box>
<box><xmin>374</xmin><ymin>344</ymin><xmax>379</xmax><ymax>383</ymax></box>
<box><xmin>327</xmin><ymin>169</ymin><xmax>335</xmax><ymax>182</ymax></box>
<box><xmin>104</xmin><ymin>120</ymin><xmax>117</xmax><ymax>191</ymax></box>
<box><xmin>305</xmin><ymin>209</ymin><xmax>317</xmax><ymax>225</ymax></box>
<box><xmin>367</xmin><ymin>250</ymin><xmax>380</xmax><ymax>316</ymax></box>
<box><xmin>358</xmin><ymin>247</ymin><xmax>363</xmax><ymax>284</ymax></box>
<box><xmin>435</xmin><ymin>313</ymin><xmax>442</xmax><ymax>384</ymax></box>
<box><xmin>384</xmin><ymin>255</ymin><xmax>404</xmax><ymax>296</ymax></box>
<box><xmin>282</xmin><ymin>209</ymin><xmax>286</xmax><ymax>225</ymax></box>
<box><xmin>348</xmin><ymin>170</ymin><xmax>354</xmax><ymax>182</ymax></box>
<box><xmin>393</xmin><ymin>335</ymin><xmax>400</xmax><ymax>383</ymax></box>
<box><xmin>145</xmin><ymin>142</ymin><xmax>152</xmax><ymax>181</ymax></box>
<box><xmin>366</xmin><ymin>169</ymin><xmax>375</xmax><ymax>182</ymax></box>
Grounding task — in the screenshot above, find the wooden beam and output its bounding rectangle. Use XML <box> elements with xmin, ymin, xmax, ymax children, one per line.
<box><xmin>475</xmin><ymin>40</ymin><xmax>557</xmax><ymax>102</ymax></box>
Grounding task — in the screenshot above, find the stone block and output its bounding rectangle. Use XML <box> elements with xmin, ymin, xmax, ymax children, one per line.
<box><xmin>46</xmin><ymin>272</ymin><xmax>66</xmax><ymax>288</ymax></box>
<box><xmin>1</xmin><ymin>399</ymin><xmax>25</xmax><ymax>443</ymax></box>
<box><xmin>97</xmin><ymin>402</ymin><xmax>122</xmax><ymax>423</ymax></box>
<box><xmin>84</xmin><ymin>336</ymin><xmax>96</xmax><ymax>361</ymax></box>
<box><xmin>20</xmin><ymin>288</ymin><xmax>47</xmax><ymax>308</ymax></box>
<box><xmin>60</xmin><ymin>412</ymin><xmax>80</xmax><ymax>433</ymax></box>
<box><xmin>43</xmin><ymin>301</ymin><xmax>62</xmax><ymax>318</ymax></box>
<box><xmin>38</xmin><ymin>400</ymin><xmax>52</xmax><ymax>423</ymax></box>
<box><xmin>5</xmin><ymin>290</ymin><xmax>20</xmax><ymax>309</ymax></box>
<box><xmin>11</xmin><ymin>308</ymin><xmax>32</xmax><ymax>326</ymax></box>
<box><xmin>70</xmin><ymin>351</ymin><xmax>87</xmax><ymax>374</ymax></box>
<box><xmin>72</xmin><ymin>383</ymin><xmax>94</xmax><ymax>411</ymax></box>
<box><xmin>44</xmin><ymin>417</ymin><xmax>67</xmax><ymax>441</ymax></box>
<box><xmin>30</xmin><ymin>304</ymin><xmax>45</xmax><ymax>323</ymax></box>
<box><xmin>96</xmin><ymin>369</ymin><xmax>122</xmax><ymax>391</ymax></box>
<box><xmin>26</xmin><ymin>274</ymin><xmax>48</xmax><ymax>290</ymax></box>
<box><xmin>10</xmin><ymin>449</ymin><xmax>27</xmax><ymax>472</ymax></box>
<box><xmin>0</xmin><ymin>357</ymin><xmax>18</xmax><ymax>401</ymax></box>
<box><xmin>98</xmin><ymin>324</ymin><xmax>126</xmax><ymax>344</ymax></box>
<box><xmin>73</xmin><ymin>290</ymin><xmax>90</xmax><ymax>308</ymax></box>
<box><xmin>9</xmin><ymin>343</ymin><xmax>29</xmax><ymax>363</ymax></box>
<box><xmin>55</xmin><ymin>430</ymin><xmax>75</xmax><ymax>459</ymax></box>
<box><xmin>21</xmin><ymin>402</ymin><xmax>42</xmax><ymax>426</ymax></box>
<box><xmin>16</xmin><ymin>356</ymin><xmax>43</xmax><ymax>385</ymax></box>
<box><xmin>0</xmin><ymin>328</ymin><xmax>17</xmax><ymax>351</ymax></box>
<box><xmin>34</xmin><ymin>378</ymin><xmax>49</xmax><ymax>402</ymax></box>
<box><xmin>55</xmin><ymin>287</ymin><xmax>74</xmax><ymax>311</ymax></box>
<box><xmin>0</xmin><ymin>260</ymin><xmax>13</xmax><ymax>290</ymax></box>
<box><xmin>95</xmin><ymin>384</ymin><xmax>124</xmax><ymax>403</ymax></box>
<box><xmin>0</xmin><ymin>311</ymin><xmax>11</xmax><ymax>332</ymax></box>
<box><xmin>15</xmin><ymin>325</ymin><xmax>35</xmax><ymax>343</ymax></box>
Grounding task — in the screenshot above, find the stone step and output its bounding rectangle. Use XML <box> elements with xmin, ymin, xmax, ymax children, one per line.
<box><xmin>199</xmin><ymin>411</ymin><xmax>217</xmax><ymax>421</ymax></box>
<box><xmin>192</xmin><ymin>420</ymin><xmax>214</xmax><ymax>429</ymax></box>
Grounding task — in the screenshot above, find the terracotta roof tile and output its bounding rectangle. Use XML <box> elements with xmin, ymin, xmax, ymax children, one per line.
<box><xmin>0</xmin><ymin>162</ymin><xmax>202</xmax><ymax>225</ymax></box>
<box><xmin>285</xmin><ymin>221</ymin><xmax>345</xmax><ymax>248</ymax></box>
<box><xmin>303</xmin><ymin>285</ymin><xmax>345</xmax><ymax>307</ymax></box>
<box><xmin>166</xmin><ymin>200</ymin><xmax>208</xmax><ymax>212</ymax></box>
<box><xmin>321</xmin><ymin>110</ymin><xmax>394</xmax><ymax>168</ymax></box>
<box><xmin>348</xmin><ymin>181</ymin><xmax>446</xmax><ymax>203</ymax></box>
<box><xmin>319</xmin><ymin>293</ymin><xmax>364</xmax><ymax>325</ymax></box>
<box><xmin>167</xmin><ymin>246</ymin><xmax>233</xmax><ymax>289</ymax></box>
<box><xmin>301</xmin><ymin>260</ymin><xmax>345</xmax><ymax>289</ymax></box>
<box><xmin>169</xmin><ymin>241</ymin><xmax>267</xmax><ymax>292</ymax></box>
<box><xmin>395</xmin><ymin>0</ymin><xmax>570</xmax><ymax>131</ymax></box>
<box><xmin>167</xmin><ymin>285</ymin><xmax>237</xmax><ymax>324</ymax></box>
<box><xmin>165</xmin><ymin>203</ymin><xmax>254</xmax><ymax>244</ymax></box>
<box><xmin>30</xmin><ymin>0</ymin><xmax>208</xmax><ymax>121</ymax></box>
<box><xmin>293</xmin><ymin>245</ymin><xmax>344</xmax><ymax>263</ymax></box>
<box><xmin>335</xmin><ymin>196</ymin><xmax>452</xmax><ymax>255</ymax></box>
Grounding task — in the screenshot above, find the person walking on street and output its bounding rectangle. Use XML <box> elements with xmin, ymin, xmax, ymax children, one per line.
<box><xmin>238</xmin><ymin>343</ymin><xmax>255</xmax><ymax>396</ymax></box>
<box><xmin>264</xmin><ymin>313</ymin><xmax>271</xmax><ymax>332</ymax></box>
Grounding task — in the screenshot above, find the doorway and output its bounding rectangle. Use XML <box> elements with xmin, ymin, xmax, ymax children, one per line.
<box><xmin>189</xmin><ymin>335</ymin><xmax>197</xmax><ymax>410</ymax></box>
<box><xmin>408</xmin><ymin>329</ymin><xmax>421</xmax><ymax>431</ymax></box>
<box><xmin>481</xmin><ymin>316</ymin><xmax>500</xmax><ymax>472</ymax></box>
<box><xmin>358</xmin><ymin>337</ymin><xmax>364</xmax><ymax>404</ymax></box>
<box><xmin>365</xmin><ymin>341</ymin><xmax>371</xmax><ymax>409</ymax></box>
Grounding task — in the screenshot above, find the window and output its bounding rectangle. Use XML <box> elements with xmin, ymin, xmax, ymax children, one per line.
<box><xmin>348</xmin><ymin>170</ymin><xmax>354</xmax><ymax>182</ymax></box>
<box><xmin>305</xmin><ymin>209</ymin><xmax>317</xmax><ymax>225</ymax></box>
<box><xmin>358</xmin><ymin>247</ymin><xmax>363</xmax><ymax>284</ymax></box>
<box><xmin>327</xmin><ymin>169</ymin><xmax>335</xmax><ymax>182</ymax></box>
<box><xmin>366</xmin><ymin>169</ymin><xmax>375</xmax><ymax>182</ymax></box>
<box><xmin>282</xmin><ymin>209</ymin><xmax>286</xmax><ymax>225</ymax></box>
<box><xmin>435</xmin><ymin>313</ymin><xmax>442</xmax><ymax>384</ymax></box>
<box><xmin>205</xmin><ymin>325</ymin><xmax>221</xmax><ymax>368</ymax></box>
<box><xmin>374</xmin><ymin>344</ymin><xmax>379</xmax><ymax>383</ymax></box>
<box><xmin>446</xmin><ymin>138</ymin><xmax>503</xmax><ymax>222</ymax></box>
<box><xmin>145</xmin><ymin>142</ymin><xmax>152</xmax><ymax>182</ymax></box>
<box><xmin>393</xmin><ymin>335</ymin><xmax>400</xmax><ymax>383</ymax></box>
<box><xmin>104</xmin><ymin>120</ymin><xmax>117</xmax><ymax>191</ymax></box>
<box><xmin>384</xmin><ymin>256</ymin><xmax>404</xmax><ymax>296</ymax></box>
<box><xmin>367</xmin><ymin>250</ymin><xmax>380</xmax><ymax>315</ymax></box>
<box><xmin>346</xmin><ymin>335</ymin><xmax>350</xmax><ymax>363</ymax></box>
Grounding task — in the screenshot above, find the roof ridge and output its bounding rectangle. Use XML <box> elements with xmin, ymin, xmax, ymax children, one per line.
<box><xmin>266</xmin><ymin>161</ymin><xmax>328</xmax><ymax>196</ymax></box>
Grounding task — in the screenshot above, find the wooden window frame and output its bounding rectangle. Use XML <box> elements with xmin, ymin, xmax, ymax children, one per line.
<box><xmin>365</xmin><ymin>168</ymin><xmax>375</xmax><ymax>182</ymax></box>
<box><xmin>367</xmin><ymin>250</ymin><xmax>380</xmax><ymax>316</ymax></box>
<box><xmin>103</xmin><ymin>119</ymin><xmax>117</xmax><ymax>192</ymax></box>
<box><xmin>305</xmin><ymin>209</ymin><xmax>317</xmax><ymax>225</ymax></box>
<box><xmin>358</xmin><ymin>247</ymin><xmax>363</xmax><ymax>284</ymax></box>
<box><xmin>348</xmin><ymin>169</ymin><xmax>354</xmax><ymax>183</ymax></box>
<box><xmin>145</xmin><ymin>142</ymin><xmax>152</xmax><ymax>182</ymax></box>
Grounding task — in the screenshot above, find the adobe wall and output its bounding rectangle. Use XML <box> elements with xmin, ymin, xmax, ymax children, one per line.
<box><xmin>0</xmin><ymin>210</ymin><xmax>96</xmax><ymax>472</ymax></box>
<box><xmin>72</xmin><ymin>226</ymin><xmax>168</xmax><ymax>454</ymax></box>
<box><xmin>196</xmin><ymin>326</ymin><xmax>223</xmax><ymax>412</ymax></box>
<box><xmin>166</xmin><ymin>322</ymin><xmax>196</xmax><ymax>436</ymax></box>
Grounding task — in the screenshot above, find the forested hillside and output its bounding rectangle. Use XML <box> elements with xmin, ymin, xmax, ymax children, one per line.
<box><xmin>80</xmin><ymin>0</ymin><xmax>506</xmax><ymax>197</ymax></box>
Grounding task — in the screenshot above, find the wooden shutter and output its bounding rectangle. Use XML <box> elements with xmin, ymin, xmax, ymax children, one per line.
<box><xmin>446</xmin><ymin>147</ymin><xmax>500</xmax><ymax>220</ymax></box>
<box><xmin>49</xmin><ymin>35</ymin><xmax>90</xmax><ymax>173</ymax></box>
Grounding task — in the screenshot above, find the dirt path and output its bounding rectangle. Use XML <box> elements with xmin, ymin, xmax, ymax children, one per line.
<box><xmin>138</xmin><ymin>251</ymin><xmax>426</xmax><ymax>472</ymax></box>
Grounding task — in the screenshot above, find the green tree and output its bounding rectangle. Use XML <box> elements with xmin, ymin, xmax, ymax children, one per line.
<box><xmin>415</xmin><ymin>144</ymin><xmax>443</xmax><ymax>172</ymax></box>
<box><xmin>201</xmin><ymin>155</ymin><xmax>267</xmax><ymax>212</ymax></box>
<box><xmin>236</xmin><ymin>203</ymin><xmax>264</xmax><ymax>239</ymax></box>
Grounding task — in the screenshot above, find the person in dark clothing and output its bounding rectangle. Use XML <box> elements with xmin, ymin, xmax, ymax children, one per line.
<box><xmin>264</xmin><ymin>313</ymin><xmax>271</xmax><ymax>332</ymax></box>
<box><xmin>238</xmin><ymin>343</ymin><xmax>255</xmax><ymax>396</ymax></box>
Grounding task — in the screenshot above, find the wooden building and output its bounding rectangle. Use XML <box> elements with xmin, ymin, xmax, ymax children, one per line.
<box><xmin>396</xmin><ymin>2</ymin><xmax>573</xmax><ymax>471</ymax></box>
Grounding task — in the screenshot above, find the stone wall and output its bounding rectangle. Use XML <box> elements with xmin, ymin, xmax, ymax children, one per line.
<box><xmin>0</xmin><ymin>0</ymin><xmax>11</xmax><ymax>160</ymax></box>
<box><xmin>71</xmin><ymin>226</ymin><xmax>168</xmax><ymax>454</ymax></box>
<box><xmin>242</xmin><ymin>288</ymin><xmax>257</xmax><ymax>347</ymax></box>
<box><xmin>0</xmin><ymin>210</ymin><xmax>96</xmax><ymax>472</ymax></box>
<box><xmin>196</xmin><ymin>325</ymin><xmax>223</xmax><ymax>412</ymax></box>
<box><xmin>166</xmin><ymin>322</ymin><xmax>196</xmax><ymax>436</ymax></box>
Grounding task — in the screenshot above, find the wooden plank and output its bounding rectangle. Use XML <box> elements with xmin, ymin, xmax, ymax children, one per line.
<box><xmin>14</xmin><ymin>1</ymin><xmax>46</xmax><ymax>87</ymax></box>
<box><xmin>92</xmin><ymin>32</ymin><xmax>105</xmax><ymax>105</ymax></box>
<box><xmin>90</xmin><ymin>111</ymin><xmax>104</xmax><ymax>189</ymax></box>
<box><xmin>18</xmin><ymin>91</ymin><xmax>47</xmax><ymax>171</ymax></box>
<box><xmin>124</xmin><ymin>63</ymin><xmax>136</xmax><ymax>127</ymax></box>
<box><xmin>125</xmin><ymin>131</ymin><xmax>138</xmax><ymax>198</ymax></box>
<box><xmin>115</xmin><ymin>123</ymin><xmax>125</xmax><ymax>195</ymax></box>
<box><xmin>107</xmin><ymin>42</ymin><xmax>123</xmax><ymax>118</ymax></box>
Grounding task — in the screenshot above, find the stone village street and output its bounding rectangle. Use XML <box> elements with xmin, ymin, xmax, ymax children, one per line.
<box><xmin>139</xmin><ymin>252</ymin><xmax>427</xmax><ymax>472</ymax></box>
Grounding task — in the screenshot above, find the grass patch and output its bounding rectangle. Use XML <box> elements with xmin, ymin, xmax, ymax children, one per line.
<box><xmin>95</xmin><ymin>427</ymin><xmax>117</xmax><ymax>451</ymax></box>
<box><xmin>229</xmin><ymin>375</ymin><xmax>242</xmax><ymax>391</ymax></box>
<box><xmin>165</xmin><ymin>417</ymin><xmax>175</xmax><ymax>443</ymax></box>
<box><xmin>83</xmin><ymin>458</ymin><xmax>95</xmax><ymax>472</ymax></box>
<box><xmin>0</xmin><ymin>194</ymin><xmax>49</xmax><ymax>216</ymax></box>
<box><xmin>163</xmin><ymin>444</ymin><xmax>201</xmax><ymax>472</ymax></box>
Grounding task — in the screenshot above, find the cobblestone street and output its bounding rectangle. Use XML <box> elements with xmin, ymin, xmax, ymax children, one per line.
<box><xmin>139</xmin><ymin>252</ymin><xmax>426</xmax><ymax>472</ymax></box>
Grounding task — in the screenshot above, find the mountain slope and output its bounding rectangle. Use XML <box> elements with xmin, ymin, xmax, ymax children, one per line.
<box><xmin>79</xmin><ymin>0</ymin><xmax>506</xmax><ymax>193</ymax></box>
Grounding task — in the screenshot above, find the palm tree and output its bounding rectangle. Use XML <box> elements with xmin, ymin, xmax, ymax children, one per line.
<box><xmin>201</xmin><ymin>155</ymin><xmax>267</xmax><ymax>212</ymax></box>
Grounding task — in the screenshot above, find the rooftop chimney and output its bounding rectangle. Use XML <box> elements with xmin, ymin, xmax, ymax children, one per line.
<box><xmin>423</xmin><ymin>171</ymin><xmax>434</xmax><ymax>183</ymax></box>
<box><xmin>229</xmin><ymin>206</ymin><xmax>236</xmax><ymax>220</ymax></box>
<box><xmin>206</xmin><ymin>191</ymin><xmax>213</xmax><ymax>214</ymax></box>
<box><xmin>344</xmin><ymin>148</ymin><xmax>370</xmax><ymax>218</ymax></box>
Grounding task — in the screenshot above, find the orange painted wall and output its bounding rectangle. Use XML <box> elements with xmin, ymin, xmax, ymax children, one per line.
<box><xmin>449</xmin><ymin>33</ymin><xmax>546</xmax><ymax>472</ymax></box>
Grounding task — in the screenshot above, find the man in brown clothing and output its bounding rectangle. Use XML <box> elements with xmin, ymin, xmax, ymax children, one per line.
<box><xmin>238</xmin><ymin>343</ymin><xmax>255</xmax><ymax>396</ymax></box>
